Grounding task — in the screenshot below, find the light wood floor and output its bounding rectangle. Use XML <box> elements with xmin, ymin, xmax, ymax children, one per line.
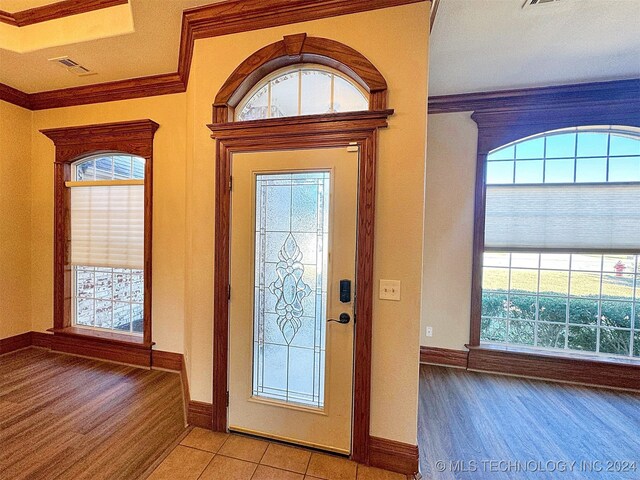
<box><xmin>0</xmin><ymin>347</ymin><xmax>186</xmax><ymax>480</ymax></box>
<box><xmin>418</xmin><ymin>364</ymin><xmax>640</xmax><ymax>480</ymax></box>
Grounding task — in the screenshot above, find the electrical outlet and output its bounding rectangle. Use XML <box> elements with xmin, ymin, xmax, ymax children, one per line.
<box><xmin>426</xmin><ymin>326</ymin><xmax>433</xmax><ymax>337</ymax></box>
<box><xmin>379</xmin><ymin>279</ymin><xmax>401</xmax><ymax>301</ymax></box>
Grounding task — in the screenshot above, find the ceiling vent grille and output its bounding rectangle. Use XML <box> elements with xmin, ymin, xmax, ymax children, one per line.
<box><xmin>522</xmin><ymin>0</ymin><xmax>565</xmax><ymax>8</ymax></box>
<box><xmin>48</xmin><ymin>56</ymin><xmax>95</xmax><ymax>77</ymax></box>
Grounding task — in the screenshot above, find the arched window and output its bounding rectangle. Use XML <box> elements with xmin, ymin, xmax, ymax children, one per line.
<box><xmin>481</xmin><ymin>126</ymin><xmax>640</xmax><ymax>358</ymax></box>
<box><xmin>486</xmin><ymin>126</ymin><xmax>640</xmax><ymax>184</ymax></box>
<box><xmin>69</xmin><ymin>153</ymin><xmax>146</xmax><ymax>335</ymax></box>
<box><xmin>235</xmin><ymin>65</ymin><xmax>369</xmax><ymax>121</ymax></box>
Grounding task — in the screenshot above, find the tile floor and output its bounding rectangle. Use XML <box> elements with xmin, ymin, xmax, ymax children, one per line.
<box><xmin>148</xmin><ymin>428</ymin><xmax>411</xmax><ymax>480</ymax></box>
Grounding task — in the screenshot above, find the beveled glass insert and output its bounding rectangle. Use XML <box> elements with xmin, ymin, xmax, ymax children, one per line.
<box><xmin>253</xmin><ymin>172</ymin><xmax>330</xmax><ymax>408</ymax></box>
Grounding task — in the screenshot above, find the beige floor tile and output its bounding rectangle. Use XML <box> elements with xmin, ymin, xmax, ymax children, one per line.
<box><xmin>147</xmin><ymin>445</ymin><xmax>213</xmax><ymax>480</ymax></box>
<box><xmin>198</xmin><ymin>454</ymin><xmax>257</xmax><ymax>480</ymax></box>
<box><xmin>217</xmin><ymin>434</ymin><xmax>269</xmax><ymax>463</ymax></box>
<box><xmin>356</xmin><ymin>465</ymin><xmax>407</xmax><ymax>480</ymax></box>
<box><xmin>260</xmin><ymin>443</ymin><xmax>312</xmax><ymax>474</ymax></box>
<box><xmin>306</xmin><ymin>453</ymin><xmax>357</xmax><ymax>480</ymax></box>
<box><xmin>180</xmin><ymin>427</ymin><xmax>229</xmax><ymax>453</ymax></box>
<box><xmin>252</xmin><ymin>465</ymin><xmax>305</xmax><ymax>480</ymax></box>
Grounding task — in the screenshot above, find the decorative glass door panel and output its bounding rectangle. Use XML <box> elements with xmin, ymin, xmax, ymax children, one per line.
<box><xmin>229</xmin><ymin>148</ymin><xmax>357</xmax><ymax>453</ymax></box>
<box><xmin>253</xmin><ymin>172</ymin><xmax>330</xmax><ymax>408</ymax></box>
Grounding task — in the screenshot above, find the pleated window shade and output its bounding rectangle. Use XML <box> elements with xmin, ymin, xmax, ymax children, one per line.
<box><xmin>485</xmin><ymin>183</ymin><xmax>640</xmax><ymax>250</ymax></box>
<box><xmin>70</xmin><ymin>185</ymin><xmax>144</xmax><ymax>269</ymax></box>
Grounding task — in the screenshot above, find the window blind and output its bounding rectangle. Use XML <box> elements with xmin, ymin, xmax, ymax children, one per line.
<box><xmin>485</xmin><ymin>183</ymin><xmax>640</xmax><ymax>250</ymax></box>
<box><xmin>70</xmin><ymin>185</ymin><xmax>144</xmax><ymax>269</ymax></box>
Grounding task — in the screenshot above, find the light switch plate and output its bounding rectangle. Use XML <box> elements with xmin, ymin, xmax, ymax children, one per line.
<box><xmin>379</xmin><ymin>279</ymin><xmax>401</xmax><ymax>301</ymax></box>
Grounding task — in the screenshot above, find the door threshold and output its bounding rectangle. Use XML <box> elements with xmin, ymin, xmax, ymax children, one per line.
<box><xmin>228</xmin><ymin>425</ymin><xmax>351</xmax><ymax>456</ymax></box>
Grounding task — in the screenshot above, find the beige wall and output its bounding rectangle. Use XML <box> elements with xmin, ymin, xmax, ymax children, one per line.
<box><xmin>17</xmin><ymin>2</ymin><xmax>428</xmax><ymax>447</ymax></box>
<box><xmin>0</xmin><ymin>100</ymin><xmax>32</xmax><ymax>339</ymax></box>
<box><xmin>421</xmin><ymin>112</ymin><xmax>478</xmax><ymax>349</ymax></box>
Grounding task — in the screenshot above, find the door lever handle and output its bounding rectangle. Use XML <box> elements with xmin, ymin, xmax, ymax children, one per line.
<box><xmin>327</xmin><ymin>313</ymin><xmax>351</xmax><ymax>324</ymax></box>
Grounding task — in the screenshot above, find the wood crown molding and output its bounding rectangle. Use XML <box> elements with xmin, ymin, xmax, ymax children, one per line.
<box><xmin>420</xmin><ymin>346</ymin><xmax>469</xmax><ymax>368</ymax></box>
<box><xmin>41</xmin><ymin>119</ymin><xmax>160</xmax><ymax>160</ymax></box>
<box><xmin>1</xmin><ymin>0</ymin><xmax>424</xmax><ymax>110</ymax></box>
<box><xmin>0</xmin><ymin>82</ymin><xmax>32</xmax><ymax>109</ymax></box>
<box><xmin>213</xmin><ymin>33</ymin><xmax>388</xmax><ymax>116</ymax></box>
<box><xmin>0</xmin><ymin>0</ymin><xmax>127</xmax><ymax>27</ymax></box>
<box><xmin>430</xmin><ymin>0</ymin><xmax>440</xmax><ymax>32</ymax></box>
<box><xmin>428</xmin><ymin>78</ymin><xmax>640</xmax><ymax>115</ymax></box>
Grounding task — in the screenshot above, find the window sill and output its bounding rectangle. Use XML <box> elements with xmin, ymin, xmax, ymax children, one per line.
<box><xmin>471</xmin><ymin>343</ymin><xmax>640</xmax><ymax>367</ymax></box>
<box><xmin>50</xmin><ymin>327</ymin><xmax>153</xmax><ymax>349</ymax></box>
<box><xmin>466</xmin><ymin>343</ymin><xmax>640</xmax><ymax>391</ymax></box>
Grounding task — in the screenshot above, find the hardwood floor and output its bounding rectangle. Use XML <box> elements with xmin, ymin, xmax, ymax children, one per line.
<box><xmin>0</xmin><ymin>347</ymin><xmax>186</xmax><ymax>480</ymax></box>
<box><xmin>418</xmin><ymin>365</ymin><xmax>640</xmax><ymax>480</ymax></box>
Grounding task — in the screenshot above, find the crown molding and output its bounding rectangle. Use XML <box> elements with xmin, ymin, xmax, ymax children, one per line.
<box><xmin>430</xmin><ymin>0</ymin><xmax>439</xmax><ymax>32</ymax></box>
<box><xmin>428</xmin><ymin>78</ymin><xmax>640</xmax><ymax>114</ymax></box>
<box><xmin>29</xmin><ymin>73</ymin><xmax>184</xmax><ymax>110</ymax></box>
<box><xmin>0</xmin><ymin>0</ymin><xmax>424</xmax><ymax>111</ymax></box>
<box><xmin>0</xmin><ymin>0</ymin><xmax>127</xmax><ymax>27</ymax></box>
<box><xmin>0</xmin><ymin>82</ymin><xmax>32</xmax><ymax>109</ymax></box>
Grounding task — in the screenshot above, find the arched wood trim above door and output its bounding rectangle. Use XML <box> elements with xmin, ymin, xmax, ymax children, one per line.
<box><xmin>212</xmin><ymin>33</ymin><xmax>389</xmax><ymax>122</ymax></box>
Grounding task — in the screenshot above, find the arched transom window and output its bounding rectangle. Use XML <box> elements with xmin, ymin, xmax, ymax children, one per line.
<box><xmin>481</xmin><ymin>126</ymin><xmax>640</xmax><ymax>359</ymax></box>
<box><xmin>70</xmin><ymin>153</ymin><xmax>146</xmax><ymax>335</ymax></box>
<box><xmin>236</xmin><ymin>65</ymin><xmax>369</xmax><ymax>121</ymax></box>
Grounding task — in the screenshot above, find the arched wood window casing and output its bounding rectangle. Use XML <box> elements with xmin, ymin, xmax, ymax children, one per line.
<box><xmin>208</xmin><ymin>35</ymin><xmax>408</xmax><ymax>473</ymax></box>
<box><xmin>212</xmin><ymin>33</ymin><xmax>388</xmax><ymax>123</ymax></box>
<box><xmin>41</xmin><ymin>120</ymin><xmax>158</xmax><ymax>367</ymax></box>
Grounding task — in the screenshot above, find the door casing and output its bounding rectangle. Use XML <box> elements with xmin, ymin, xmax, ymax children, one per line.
<box><xmin>208</xmin><ymin>110</ymin><xmax>392</xmax><ymax>463</ymax></box>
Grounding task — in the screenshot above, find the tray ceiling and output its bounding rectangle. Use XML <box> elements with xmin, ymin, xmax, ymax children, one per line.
<box><xmin>0</xmin><ymin>0</ymin><xmax>217</xmax><ymax>93</ymax></box>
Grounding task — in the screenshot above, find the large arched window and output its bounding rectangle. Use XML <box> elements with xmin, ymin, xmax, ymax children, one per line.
<box><xmin>235</xmin><ymin>65</ymin><xmax>369</xmax><ymax>121</ymax></box>
<box><xmin>481</xmin><ymin>126</ymin><xmax>640</xmax><ymax>358</ymax></box>
<box><xmin>69</xmin><ymin>153</ymin><xmax>145</xmax><ymax>335</ymax></box>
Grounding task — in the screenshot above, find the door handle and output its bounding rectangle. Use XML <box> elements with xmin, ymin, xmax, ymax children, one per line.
<box><xmin>328</xmin><ymin>313</ymin><xmax>351</xmax><ymax>324</ymax></box>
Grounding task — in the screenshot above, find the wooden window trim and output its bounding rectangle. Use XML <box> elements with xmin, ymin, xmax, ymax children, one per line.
<box><xmin>41</xmin><ymin>120</ymin><xmax>158</xmax><ymax>360</ymax></box>
<box><xmin>460</xmin><ymin>83</ymin><xmax>640</xmax><ymax>388</ymax></box>
<box><xmin>208</xmin><ymin>36</ymin><xmax>402</xmax><ymax>470</ymax></box>
<box><xmin>212</xmin><ymin>34</ymin><xmax>388</xmax><ymax>123</ymax></box>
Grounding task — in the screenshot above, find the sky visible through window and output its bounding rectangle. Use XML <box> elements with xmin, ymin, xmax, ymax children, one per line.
<box><xmin>487</xmin><ymin>128</ymin><xmax>640</xmax><ymax>184</ymax></box>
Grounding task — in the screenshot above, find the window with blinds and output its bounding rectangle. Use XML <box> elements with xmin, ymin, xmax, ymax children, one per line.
<box><xmin>68</xmin><ymin>154</ymin><xmax>145</xmax><ymax>335</ymax></box>
<box><xmin>481</xmin><ymin>126</ymin><xmax>640</xmax><ymax>358</ymax></box>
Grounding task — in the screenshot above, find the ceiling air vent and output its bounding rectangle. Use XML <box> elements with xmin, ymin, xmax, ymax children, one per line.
<box><xmin>48</xmin><ymin>56</ymin><xmax>96</xmax><ymax>77</ymax></box>
<box><xmin>522</xmin><ymin>0</ymin><xmax>565</xmax><ymax>8</ymax></box>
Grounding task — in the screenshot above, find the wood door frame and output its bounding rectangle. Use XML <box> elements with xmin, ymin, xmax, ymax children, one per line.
<box><xmin>208</xmin><ymin>109</ymin><xmax>392</xmax><ymax>463</ymax></box>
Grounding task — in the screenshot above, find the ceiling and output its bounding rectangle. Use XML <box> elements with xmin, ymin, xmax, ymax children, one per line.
<box><xmin>429</xmin><ymin>0</ymin><xmax>640</xmax><ymax>96</ymax></box>
<box><xmin>0</xmin><ymin>0</ymin><xmax>215</xmax><ymax>93</ymax></box>
<box><xmin>0</xmin><ymin>0</ymin><xmax>58</xmax><ymax>12</ymax></box>
<box><xmin>1</xmin><ymin>0</ymin><xmax>639</xmax><ymax>96</ymax></box>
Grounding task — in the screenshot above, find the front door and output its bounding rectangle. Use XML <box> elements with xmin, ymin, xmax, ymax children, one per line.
<box><xmin>228</xmin><ymin>147</ymin><xmax>358</xmax><ymax>454</ymax></box>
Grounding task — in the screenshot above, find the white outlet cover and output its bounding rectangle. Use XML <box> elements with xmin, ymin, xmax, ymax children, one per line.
<box><xmin>379</xmin><ymin>279</ymin><xmax>401</xmax><ymax>301</ymax></box>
